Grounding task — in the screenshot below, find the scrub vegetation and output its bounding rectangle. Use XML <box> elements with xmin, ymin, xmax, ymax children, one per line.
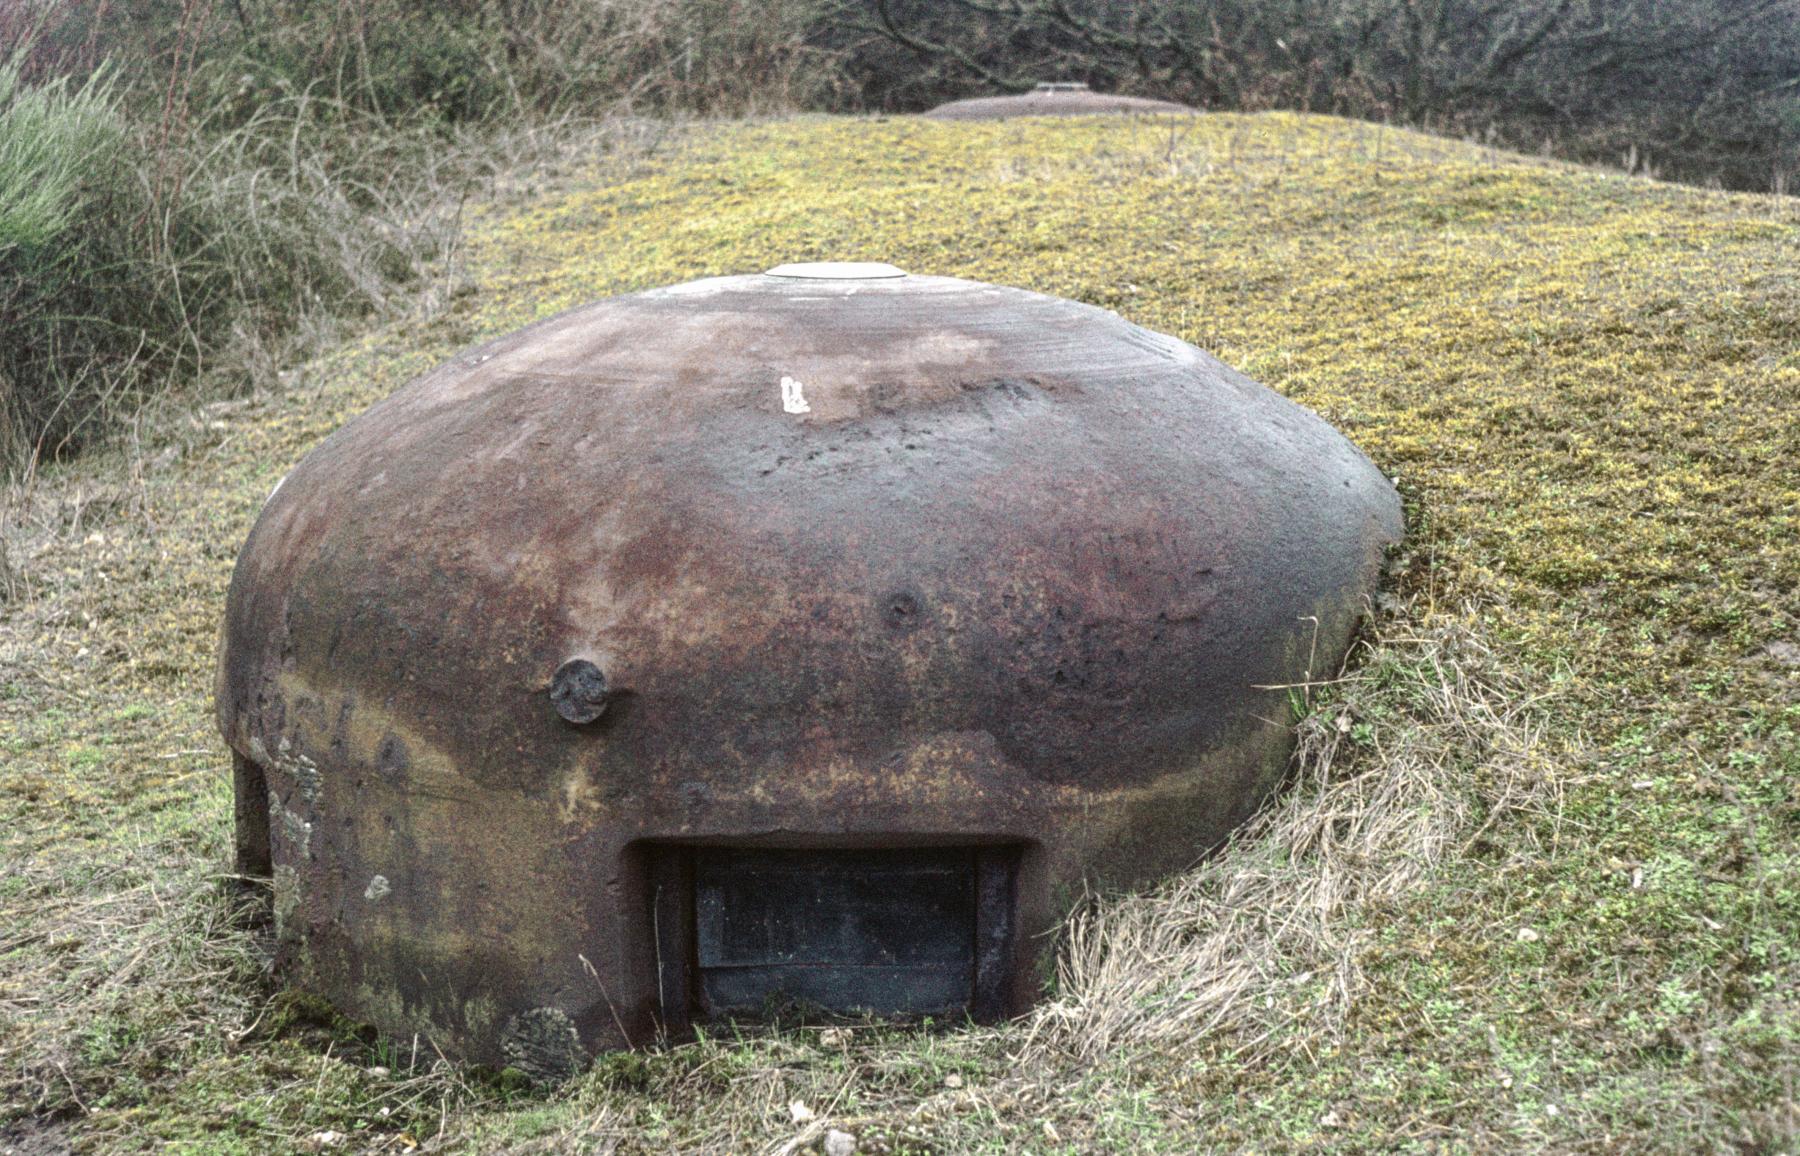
<box><xmin>3</xmin><ymin>0</ymin><xmax>1795</xmax><ymax>476</ymax></box>
<box><xmin>0</xmin><ymin>41</ymin><xmax>665</xmax><ymax>478</ymax></box>
<box><xmin>3</xmin><ymin>113</ymin><xmax>1798</xmax><ymax>1152</ymax></box>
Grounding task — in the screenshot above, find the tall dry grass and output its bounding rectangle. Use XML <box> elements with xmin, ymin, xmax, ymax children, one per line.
<box><xmin>0</xmin><ymin>74</ymin><xmax>671</xmax><ymax>482</ymax></box>
<box><xmin>1021</xmin><ymin>601</ymin><xmax>1568</xmax><ymax>1068</ymax></box>
<box><xmin>0</xmin><ymin>53</ymin><xmax>446</xmax><ymax>478</ymax></box>
<box><xmin>0</xmin><ymin>0</ymin><xmax>834</xmax><ymax>481</ymax></box>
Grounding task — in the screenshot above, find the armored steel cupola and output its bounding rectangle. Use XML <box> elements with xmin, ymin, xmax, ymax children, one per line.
<box><xmin>216</xmin><ymin>262</ymin><xmax>1401</xmax><ymax>1075</ymax></box>
<box><xmin>924</xmin><ymin>83</ymin><xmax>1196</xmax><ymax>120</ymax></box>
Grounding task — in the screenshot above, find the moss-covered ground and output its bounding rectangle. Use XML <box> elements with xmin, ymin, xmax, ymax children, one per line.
<box><xmin>2</xmin><ymin>113</ymin><xmax>1797</xmax><ymax>1152</ymax></box>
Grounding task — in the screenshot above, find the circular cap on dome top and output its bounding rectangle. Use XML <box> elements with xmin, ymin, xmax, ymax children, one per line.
<box><xmin>764</xmin><ymin>261</ymin><xmax>907</xmax><ymax>280</ymax></box>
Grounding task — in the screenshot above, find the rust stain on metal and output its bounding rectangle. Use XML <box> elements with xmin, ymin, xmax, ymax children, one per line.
<box><xmin>216</xmin><ymin>265</ymin><xmax>1401</xmax><ymax>1065</ymax></box>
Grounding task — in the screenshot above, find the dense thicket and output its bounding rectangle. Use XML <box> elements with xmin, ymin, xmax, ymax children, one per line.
<box><xmin>11</xmin><ymin>0</ymin><xmax>1795</xmax><ymax>189</ymax></box>
<box><xmin>5</xmin><ymin>0</ymin><xmax>836</xmax><ymax>120</ymax></box>
<box><xmin>0</xmin><ymin>0</ymin><xmax>1795</xmax><ymax>474</ymax></box>
<box><xmin>836</xmin><ymin>0</ymin><xmax>1800</xmax><ymax>193</ymax></box>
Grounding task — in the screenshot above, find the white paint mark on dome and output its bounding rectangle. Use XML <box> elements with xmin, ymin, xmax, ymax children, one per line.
<box><xmin>765</xmin><ymin>262</ymin><xmax>907</xmax><ymax>280</ymax></box>
<box><xmin>780</xmin><ymin>376</ymin><xmax>812</xmax><ymax>414</ymax></box>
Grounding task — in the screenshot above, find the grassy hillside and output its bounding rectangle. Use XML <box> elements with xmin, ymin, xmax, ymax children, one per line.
<box><xmin>2</xmin><ymin>113</ymin><xmax>1797</xmax><ymax>1153</ymax></box>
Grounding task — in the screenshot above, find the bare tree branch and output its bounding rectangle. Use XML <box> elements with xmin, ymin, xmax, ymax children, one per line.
<box><xmin>869</xmin><ymin>0</ymin><xmax>1036</xmax><ymax>91</ymax></box>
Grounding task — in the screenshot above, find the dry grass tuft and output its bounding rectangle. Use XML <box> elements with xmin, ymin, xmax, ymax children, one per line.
<box><xmin>1023</xmin><ymin>601</ymin><xmax>1568</xmax><ymax>1068</ymax></box>
<box><xmin>0</xmin><ymin>539</ymin><xmax>17</xmax><ymax>603</ymax></box>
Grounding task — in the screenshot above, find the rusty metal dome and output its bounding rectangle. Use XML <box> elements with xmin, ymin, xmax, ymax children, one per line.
<box><xmin>217</xmin><ymin>264</ymin><xmax>1400</xmax><ymax>1072</ymax></box>
<box><xmin>924</xmin><ymin>82</ymin><xmax>1196</xmax><ymax>120</ymax></box>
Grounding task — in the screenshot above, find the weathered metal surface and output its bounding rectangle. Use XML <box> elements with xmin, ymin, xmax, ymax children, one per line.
<box><xmin>215</xmin><ymin>265</ymin><xmax>1401</xmax><ymax>1066</ymax></box>
<box><xmin>693</xmin><ymin>847</ymin><xmax>979</xmax><ymax>1017</ymax></box>
<box><xmin>924</xmin><ymin>83</ymin><xmax>1196</xmax><ymax>120</ymax></box>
